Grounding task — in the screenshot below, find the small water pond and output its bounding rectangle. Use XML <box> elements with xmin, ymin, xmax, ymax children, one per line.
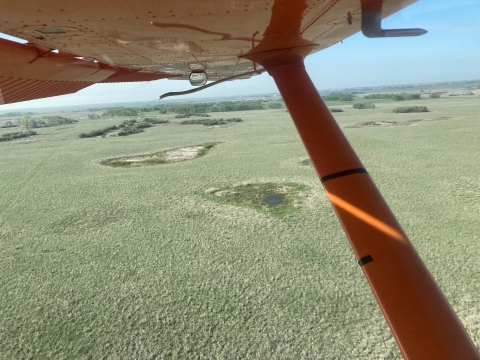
<box><xmin>265</xmin><ymin>193</ymin><xmax>285</xmax><ymax>206</ymax></box>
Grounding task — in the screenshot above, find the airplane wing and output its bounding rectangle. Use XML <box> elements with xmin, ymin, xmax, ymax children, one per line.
<box><xmin>2</xmin><ymin>1</ymin><xmax>480</xmax><ymax>358</ymax></box>
<box><xmin>0</xmin><ymin>0</ymin><xmax>416</xmax><ymax>105</ymax></box>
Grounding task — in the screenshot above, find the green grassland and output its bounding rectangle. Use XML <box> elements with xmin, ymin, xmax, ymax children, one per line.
<box><xmin>0</xmin><ymin>92</ymin><xmax>479</xmax><ymax>358</ymax></box>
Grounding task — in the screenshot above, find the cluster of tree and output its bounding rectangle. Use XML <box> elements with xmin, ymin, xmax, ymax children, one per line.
<box><xmin>0</xmin><ymin>131</ymin><xmax>37</xmax><ymax>142</ymax></box>
<box><xmin>364</xmin><ymin>93</ymin><xmax>397</xmax><ymax>99</ymax></box>
<box><xmin>85</xmin><ymin>98</ymin><xmax>277</xmax><ymax>114</ymax></box>
<box><xmin>392</xmin><ymin>106</ymin><xmax>429</xmax><ymax>113</ymax></box>
<box><xmin>15</xmin><ymin>116</ymin><xmax>77</xmax><ymax>132</ymax></box>
<box><xmin>353</xmin><ymin>103</ymin><xmax>376</xmax><ymax>109</ymax></box>
<box><xmin>446</xmin><ymin>91</ymin><xmax>472</xmax><ymax>96</ymax></box>
<box><xmin>267</xmin><ymin>102</ymin><xmax>283</xmax><ymax>109</ymax></box>
<box><xmin>429</xmin><ymin>93</ymin><xmax>441</xmax><ymax>98</ymax></box>
<box><xmin>79</xmin><ymin>118</ymin><xmax>168</xmax><ymax>138</ymax></box>
<box><xmin>146</xmin><ymin>100</ymin><xmax>264</xmax><ymax>114</ymax></box>
<box><xmin>321</xmin><ymin>92</ymin><xmax>355</xmax><ymax>101</ymax></box>
<box><xmin>1</xmin><ymin>121</ymin><xmax>17</xmax><ymax>128</ymax></box>
<box><xmin>0</xmin><ymin>111</ymin><xmax>35</xmax><ymax>117</ymax></box>
<box><xmin>33</xmin><ymin>116</ymin><xmax>77</xmax><ymax>127</ymax></box>
<box><xmin>179</xmin><ymin>118</ymin><xmax>242</xmax><ymax>126</ymax></box>
<box><xmin>101</xmin><ymin>108</ymin><xmax>141</xmax><ymax>117</ymax></box>
<box><xmin>90</xmin><ymin>100</ymin><xmax>268</xmax><ymax>118</ymax></box>
<box><xmin>170</xmin><ymin>101</ymin><xmax>264</xmax><ymax>113</ymax></box>
<box><xmin>209</xmin><ymin>101</ymin><xmax>264</xmax><ymax>112</ymax></box>
<box><xmin>364</xmin><ymin>93</ymin><xmax>421</xmax><ymax>100</ymax></box>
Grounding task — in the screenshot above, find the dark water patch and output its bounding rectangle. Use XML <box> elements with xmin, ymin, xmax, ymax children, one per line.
<box><xmin>265</xmin><ymin>193</ymin><xmax>285</xmax><ymax>206</ymax></box>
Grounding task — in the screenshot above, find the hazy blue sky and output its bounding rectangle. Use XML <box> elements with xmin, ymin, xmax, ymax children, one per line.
<box><xmin>1</xmin><ymin>0</ymin><xmax>478</xmax><ymax>110</ymax></box>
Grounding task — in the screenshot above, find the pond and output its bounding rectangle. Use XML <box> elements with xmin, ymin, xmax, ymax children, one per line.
<box><xmin>265</xmin><ymin>193</ymin><xmax>285</xmax><ymax>206</ymax></box>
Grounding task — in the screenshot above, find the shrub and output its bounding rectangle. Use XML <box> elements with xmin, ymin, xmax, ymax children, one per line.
<box><xmin>143</xmin><ymin>118</ymin><xmax>169</xmax><ymax>124</ymax></box>
<box><xmin>179</xmin><ymin>118</ymin><xmax>242</xmax><ymax>126</ymax></box>
<box><xmin>118</xmin><ymin>127</ymin><xmax>144</xmax><ymax>136</ymax></box>
<box><xmin>79</xmin><ymin>126</ymin><xmax>119</xmax><ymax>138</ymax></box>
<box><xmin>329</xmin><ymin>108</ymin><xmax>343</xmax><ymax>113</ymax></box>
<box><xmin>353</xmin><ymin>103</ymin><xmax>375</xmax><ymax>109</ymax></box>
<box><xmin>79</xmin><ymin>119</ymin><xmax>158</xmax><ymax>138</ymax></box>
<box><xmin>430</xmin><ymin>93</ymin><xmax>441</xmax><ymax>98</ymax></box>
<box><xmin>359</xmin><ymin>121</ymin><xmax>380</xmax><ymax>126</ymax></box>
<box><xmin>175</xmin><ymin>113</ymin><xmax>211</xmax><ymax>118</ymax></box>
<box><xmin>0</xmin><ymin>131</ymin><xmax>37</xmax><ymax>142</ymax></box>
<box><xmin>392</xmin><ymin>106</ymin><xmax>429</xmax><ymax>113</ymax></box>
<box><xmin>197</xmin><ymin>143</ymin><xmax>216</xmax><ymax>157</ymax></box>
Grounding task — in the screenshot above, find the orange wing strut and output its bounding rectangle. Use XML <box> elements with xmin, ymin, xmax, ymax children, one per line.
<box><xmin>256</xmin><ymin>52</ymin><xmax>479</xmax><ymax>359</ymax></box>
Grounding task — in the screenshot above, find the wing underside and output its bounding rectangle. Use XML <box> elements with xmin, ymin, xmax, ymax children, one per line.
<box><xmin>0</xmin><ymin>0</ymin><xmax>416</xmax><ymax>104</ymax></box>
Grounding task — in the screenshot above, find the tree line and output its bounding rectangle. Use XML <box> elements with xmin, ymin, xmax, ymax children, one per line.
<box><xmin>88</xmin><ymin>100</ymin><xmax>282</xmax><ymax>118</ymax></box>
<box><xmin>364</xmin><ymin>93</ymin><xmax>421</xmax><ymax>100</ymax></box>
<box><xmin>321</xmin><ymin>93</ymin><xmax>355</xmax><ymax>101</ymax></box>
<box><xmin>8</xmin><ymin>116</ymin><xmax>78</xmax><ymax>132</ymax></box>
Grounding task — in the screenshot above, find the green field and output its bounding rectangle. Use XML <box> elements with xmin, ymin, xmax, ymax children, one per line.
<box><xmin>1</xmin><ymin>92</ymin><xmax>479</xmax><ymax>358</ymax></box>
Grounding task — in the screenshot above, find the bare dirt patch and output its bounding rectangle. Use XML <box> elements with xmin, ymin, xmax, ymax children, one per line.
<box><xmin>165</xmin><ymin>146</ymin><xmax>203</xmax><ymax>162</ymax></box>
<box><xmin>344</xmin><ymin>120</ymin><xmax>417</xmax><ymax>128</ymax></box>
<box><xmin>345</xmin><ymin>116</ymin><xmax>453</xmax><ymax>129</ymax></box>
<box><xmin>101</xmin><ymin>143</ymin><xmax>216</xmax><ymax>167</ymax></box>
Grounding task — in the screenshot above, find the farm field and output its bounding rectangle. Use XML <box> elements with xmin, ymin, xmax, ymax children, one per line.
<box><xmin>0</xmin><ymin>92</ymin><xmax>479</xmax><ymax>358</ymax></box>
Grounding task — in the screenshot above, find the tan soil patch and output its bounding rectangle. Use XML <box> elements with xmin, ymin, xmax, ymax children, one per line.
<box><xmin>165</xmin><ymin>146</ymin><xmax>203</xmax><ymax>162</ymax></box>
<box><xmin>101</xmin><ymin>143</ymin><xmax>216</xmax><ymax>167</ymax></box>
<box><xmin>104</xmin><ymin>130</ymin><xmax>119</xmax><ymax>137</ymax></box>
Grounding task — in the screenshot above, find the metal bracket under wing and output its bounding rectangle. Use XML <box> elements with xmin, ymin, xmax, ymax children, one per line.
<box><xmin>361</xmin><ymin>1</ymin><xmax>427</xmax><ymax>38</ymax></box>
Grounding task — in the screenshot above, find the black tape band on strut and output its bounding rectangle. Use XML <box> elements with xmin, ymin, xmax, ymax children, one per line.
<box><xmin>320</xmin><ymin>168</ymin><xmax>368</xmax><ymax>183</ymax></box>
<box><xmin>358</xmin><ymin>255</ymin><xmax>373</xmax><ymax>267</ymax></box>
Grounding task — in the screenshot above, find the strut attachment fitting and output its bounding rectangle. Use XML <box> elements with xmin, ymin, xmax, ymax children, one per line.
<box><xmin>361</xmin><ymin>0</ymin><xmax>427</xmax><ymax>38</ymax></box>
